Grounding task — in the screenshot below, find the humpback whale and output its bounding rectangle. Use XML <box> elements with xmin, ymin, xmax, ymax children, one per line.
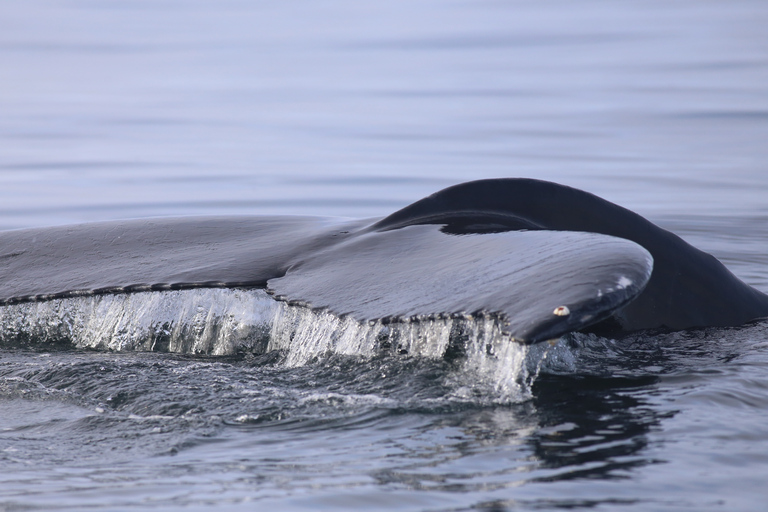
<box><xmin>0</xmin><ymin>178</ymin><xmax>766</xmax><ymax>344</ymax></box>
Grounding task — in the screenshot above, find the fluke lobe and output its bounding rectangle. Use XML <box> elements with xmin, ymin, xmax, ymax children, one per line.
<box><xmin>1</xmin><ymin>178</ymin><xmax>766</xmax><ymax>344</ymax></box>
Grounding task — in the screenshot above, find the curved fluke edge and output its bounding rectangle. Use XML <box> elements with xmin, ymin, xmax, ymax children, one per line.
<box><xmin>267</xmin><ymin>226</ymin><xmax>653</xmax><ymax>343</ymax></box>
<box><xmin>1</xmin><ymin>178</ymin><xmax>766</xmax><ymax>344</ymax></box>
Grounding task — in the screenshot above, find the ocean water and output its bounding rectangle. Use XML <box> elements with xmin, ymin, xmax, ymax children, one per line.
<box><xmin>1</xmin><ymin>1</ymin><xmax>768</xmax><ymax>510</ymax></box>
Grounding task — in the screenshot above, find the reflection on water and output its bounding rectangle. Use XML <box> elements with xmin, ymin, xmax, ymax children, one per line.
<box><xmin>0</xmin><ymin>346</ymin><xmax>665</xmax><ymax>507</ymax></box>
<box><xmin>531</xmin><ymin>373</ymin><xmax>665</xmax><ymax>481</ymax></box>
<box><xmin>2</xmin><ymin>322</ymin><xmax>768</xmax><ymax>509</ymax></box>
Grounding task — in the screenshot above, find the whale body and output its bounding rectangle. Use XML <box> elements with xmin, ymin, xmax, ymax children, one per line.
<box><xmin>0</xmin><ymin>178</ymin><xmax>766</xmax><ymax>344</ymax></box>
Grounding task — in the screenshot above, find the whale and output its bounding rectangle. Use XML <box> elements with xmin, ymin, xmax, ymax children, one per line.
<box><xmin>0</xmin><ymin>178</ymin><xmax>766</xmax><ymax>344</ymax></box>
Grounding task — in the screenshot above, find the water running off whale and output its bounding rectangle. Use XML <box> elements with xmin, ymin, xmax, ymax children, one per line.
<box><xmin>0</xmin><ymin>178</ymin><xmax>766</xmax><ymax>355</ymax></box>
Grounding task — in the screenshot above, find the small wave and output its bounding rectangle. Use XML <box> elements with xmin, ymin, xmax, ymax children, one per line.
<box><xmin>0</xmin><ymin>289</ymin><xmax>549</xmax><ymax>401</ymax></box>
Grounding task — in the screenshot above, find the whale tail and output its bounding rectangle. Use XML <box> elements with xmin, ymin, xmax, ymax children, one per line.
<box><xmin>0</xmin><ymin>178</ymin><xmax>765</xmax><ymax>344</ymax></box>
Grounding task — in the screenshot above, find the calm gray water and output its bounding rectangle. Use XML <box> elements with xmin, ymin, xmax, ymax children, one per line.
<box><xmin>1</xmin><ymin>1</ymin><xmax>768</xmax><ymax>510</ymax></box>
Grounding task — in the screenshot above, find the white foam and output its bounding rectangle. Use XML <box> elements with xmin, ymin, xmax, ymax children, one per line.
<box><xmin>0</xmin><ymin>289</ymin><xmax>276</xmax><ymax>355</ymax></box>
<box><xmin>0</xmin><ymin>289</ymin><xmax>551</xmax><ymax>401</ymax></box>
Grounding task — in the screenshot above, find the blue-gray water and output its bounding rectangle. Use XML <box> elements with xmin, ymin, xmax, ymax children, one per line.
<box><xmin>2</xmin><ymin>1</ymin><xmax>768</xmax><ymax>510</ymax></box>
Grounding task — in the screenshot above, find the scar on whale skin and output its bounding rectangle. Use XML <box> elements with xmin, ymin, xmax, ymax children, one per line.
<box><xmin>0</xmin><ymin>178</ymin><xmax>766</xmax><ymax>344</ymax></box>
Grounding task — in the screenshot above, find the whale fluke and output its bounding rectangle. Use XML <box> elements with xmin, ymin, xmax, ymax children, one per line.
<box><xmin>267</xmin><ymin>225</ymin><xmax>652</xmax><ymax>343</ymax></box>
<box><xmin>1</xmin><ymin>178</ymin><xmax>766</xmax><ymax>344</ymax></box>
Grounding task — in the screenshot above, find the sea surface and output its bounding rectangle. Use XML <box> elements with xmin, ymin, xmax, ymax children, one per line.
<box><xmin>1</xmin><ymin>1</ymin><xmax>768</xmax><ymax>510</ymax></box>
